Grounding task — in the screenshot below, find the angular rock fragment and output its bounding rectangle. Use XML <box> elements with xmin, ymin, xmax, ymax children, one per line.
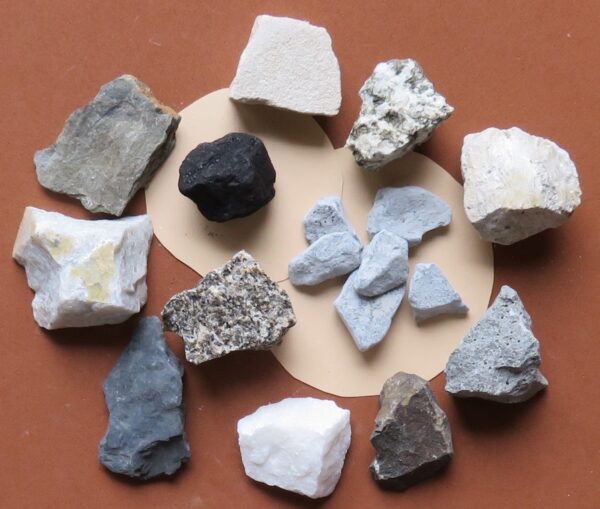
<box><xmin>335</xmin><ymin>271</ymin><xmax>405</xmax><ymax>352</ymax></box>
<box><xmin>408</xmin><ymin>263</ymin><xmax>468</xmax><ymax>322</ymax></box>
<box><xmin>462</xmin><ymin>127</ymin><xmax>582</xmax><ymax>244</ymax></box>
<box><xmin>99</xmin><ymin>317</ymin><xmax>190</xmax><ymax>480</ymax></box>
<box><xmin>370</xmin><ymin>372</ymin><xmax>453</xmax><ymax>490</ymax></box>
<box><xmin>445</xmin><ymin>286</ymin><xmax>548</xmax><ymax>403</ymax></box>
<box><xmin>35</xmin><ymin>75</ymin><xmax>180</xmax><ymax>216</ymax></box>
<box><xmin>303</xmin><ymin>196</ymin><xmax>359</xmax><ymax>244</ymax></box>
<box><xmin>288</xmin><ymin>231</ymin><xmax>362</xmax><ymax>286</ymax></box>
<box><xmin>230</xmin><ymin>15</ymin><xmax>341</xmax><ymax>116</ymax></box>
<box><xmin>179</xmin><ymin>132</ymin><xmax>276</xmax><ymax>222</ymax></box>
<box><xmin>354</xmin><ymin>230</ymin><xmax>408</xmax><ymax>297</ymax></box>
<box><xmin>237</xmin><ymin>397</ymin><xmax>351</xmax><ymax>498</ymax></box>
<box><xmin>367</xmin><ymin>186</ymin><xmax>452</xmax><ymax>246</ymax></box>
<box><xmin>346</xmin><ymin>59</ymin><xmax>453</xmax><ymax>171</ymax></box>
<box><xmin>13</xmin><ymin>207</ymin><xmax>153</xmax><ymax>329</ymax></box>
<box><xmin>162</xmin><ymin>251</ymin><xmax>296</xmax><ymax>364</ymax></box>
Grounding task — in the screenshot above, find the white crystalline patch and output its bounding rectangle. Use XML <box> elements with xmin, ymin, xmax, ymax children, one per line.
<box><xmin>13</xmin><ymin>207</ymin><xmax>153</xmax><ymax>329</ymax></box>
<box><xmin>237</xmin><ymin>397</ymin><xmax>351</xmax><ymax>499</ymax></box>
<box><xmin>229</xmin><ymin>15</ymin><xmax>341</xmax><ymax>116</ymax></box>
<box><xmin>461</xmin><ymin>127</ymin><xmax>582</xmax><ymax>245</ymax></box>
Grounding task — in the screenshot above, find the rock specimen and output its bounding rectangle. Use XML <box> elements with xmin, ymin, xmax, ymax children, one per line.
<box><xmin>367</xmin><ymin>186</ymin><xmax>452</xmax><ymax>246</ymax></box>
<box><xmin>99</xmin><ymin>317</ymin><xmax>190</xmax><ymax>480</ymax></box>
<box><xmin>354</xmin><ymin>230</ymin><xmax>408</xmax><ymax>297</ymax></box>
<box><xmin>346</xmin><ymin>59</ymin><xmax>453</xmax><ymax>171</ymax></box>
<box><xmin>288</xmin><ymin>231</ymin><xmax>362</xmax><ymax>286</ymax></box>
<box><xmin>303</xmin><ymin>196</ymin><xmax>359</xmax><ymax>244</ymax></box>
<box><xmin>13</xmin><ymin>207</ymin><xmax>153</xmax><ymax>329</ymax></box>
<box><xmin>370</xmin><ymin>372</ymin><xmax>453</xmax><ymax>490</ymax></box>
<box><xmin>237</xmin><ymin>397</ymin><xmax>351</xmax><ymax>498</ymax></box>
<box><xmin>35</xmin><ymin>75</ymin><xmax>180</xmax><ymax>216</ymax></box>
<box><xmin>230</xmin><ymin>15</ymin><xmax>341</xmax><ymax>116</ymax></box>
<box><xmin>461</xmin><ymin>127</ymin><xmax>582</xmax><ymax>244</ymax></box>
<box><xmin>408</xmin><ymin>263</ymin><xmax>468</xmax><ymax>322</ymax></box>
<box><xmin>335</xmin><ymin>271</ymin><xmax>405</xmax><ymax>351</ymax></box>
<box><xmin>162</xmin><ymin>251</ymin><xmax>296</xmax><ymax>364</ymax></box>
<box><xmin>179</xmin><ymin>132</ymin><xmax>276</xmax><ymax>222</ymax></box>
<box><xmin>445</xmin><ymin>286</ymin><xmax>548</xmax><ymax>403</ymax></box>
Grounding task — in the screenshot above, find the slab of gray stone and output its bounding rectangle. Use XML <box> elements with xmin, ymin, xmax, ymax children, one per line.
<box><xmin>408</xmin><ymin>263</ymin><xmax>468</xmax><ymax>322</ymax></box>
<box><xmin>370</xmin><ymin>372</ymin><xmax>453</xmax><ymax>490</ymax></box>
<box><xmin>99</xmin><ymin>317</ymin><xmax>190</xmax><ymax>480</ymax></box>
<box><xmin>303</xmin><ymin>196</ymin><xmax>359</xmax><ymax>244</ymax></box>
<box><xmin>367</xmin><ymin>186</ymin><xmax>452</xmax><ymax>247</ymax></box>
<box><xmin>354</xmin><ymin>230</ymin><xmax>408</xmax><ymax>297</ymax></box>
<box><xmin>288</xmin><ymin>231</ymin><xmax>362</xmax><ymax>286</ymax></box>
<box><xmin>35</xmin><ymin>75</ymin><xmax>180</xmax><ymax>216</ymax></box>
<box><xmin>162</xmin><ymin>251</ymin><xmax>296</xmax><ymax>364</ymax></box>
<box><xmin>445</xmin><ymin>286</ymin><xmax>548</xmax><ymax>403</ymax></box>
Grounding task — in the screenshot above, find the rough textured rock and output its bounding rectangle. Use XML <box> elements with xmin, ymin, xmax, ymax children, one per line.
<box><xmin>303</xmin><ymin>196</ymin><xmax>359</xmax><ymax>244</ymax></box>
<box><xmin>408</xmin><ymin>263</ymin><xmax>468</xmax><ymax>322</ymax></box>
<box><xmin>237</xmin><ymin>397</ymin><xmax>351</xmax><ymax>498</ymax></box>
<box><xmin>370</xmin><ymin>372</ymin><xmax>453</xmax><ymax>490</ymax></box>
<box><xmin>35</xmin><ymin>75</ymin><xmax>180</xmax><ymax>216</ymax></box>
<box><xmin>99</xmin><ymin>317</ymin><xmax>190</xmax><ymax>480</ymax></box>
<box><xmin>230</xmin><ymin>15</ymin><xmax>341</xmax><ymax>116</ymax></box>
<box><xmin>445</xmin><ymin>286</ymin><xmax>548</xmax><ymax>403</ymax></box>
<box><xmin>367</xmin><ymin>186</ymin><xmax>452</xmax><ymax>246</ymax></box>
<box><xmin>462</xmin><ymin>127</ymin><xmax>582</xmax><ymax>245</ymax></box>
<box><xmin>354</xmin><ymin>230</ymin><xmax>408</xmax><ymax>297</ymax></box>
<box><xmin>13</xmin><ymin>207</ymin><xmax>153</xmax><ymax>329</ymax></box>
<box><xmin>178</xmin><ymin>132</ymin><xmax>276</xmax><ymax>222</ymax></box>
<box><xmin>346</xmin><ymin>59</ymin><xmax>453</xmax><ymax>171</ymax></box>
<box><xmin>288</xmin><ymin>232</ymin><xmax>362</xmax><ymax>286</ymax></box>
<box><xmin>162</xmin><ymin>251</ymin><xmax>296</xmax><ymax>364</ymax></box>
<box><xmin>335</xmin><ymin>271</ymin><xmax>405</xmax><ymax>352</ymax></box>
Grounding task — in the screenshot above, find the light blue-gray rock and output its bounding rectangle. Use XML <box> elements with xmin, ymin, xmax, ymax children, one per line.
<box><xmin>408</xmin><ymin>263</ymin><xmax>468</xmax><ymax>322</ymax></box>
<box><xmin>335</xmin><ymin>271</ymin><xmax>405</xmax><ymax>352</ymax></box>
<box><xmin>303</xmin><ymin>196</ymin><xmax>359</xmax><ymax>244</ymax></box>
<box><xmin>354</xmin><ymin>230</ymin><xmax>408</xmax><ymax>297</ymax></box>
<box><xmin>445</xmin><ymin>286</ymin><xmax>548</xmax><ymax>403</ymax></box>
<box><xmin>367</xmin><ymin>186</ymin><xmax>452</xmax><ymax>247</ymax></box>
<box><xmin>288</xmin><ymin>232</ymin><xmax>362</xmax><ymax>286</ymax></box>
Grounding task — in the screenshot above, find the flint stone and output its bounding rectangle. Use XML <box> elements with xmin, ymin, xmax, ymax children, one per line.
<box><xmin>99</xmin><ymin>317</ymin><xmax>190</xmax><ymax>480</ymax></box>
<box><xmin>12</xmin><ymin>207</ymin><xmax>153</xmax><ymax>329</ymax></box>
<box><xmin>462</xmin><ymin>127</ymin><xmax>582</xmax><ymax>244</ymax></box>
<box><xmin>445</xmin><ymin>285</ymin><xmax>548</xmax><ymax>403</ymax></box>
<box><xmin>35</xmin><ymin>75</ymin><xmax>180</xmax><ymax>216</ymax></box>
<box><xmin>162</xmin><ymin>251</ymin><xmax>296</xmax><ymax>364</ymax></box>
<box><xmin>230</xmin><ymin>15</ymin><xmax>341</xmax><ymax>116</ymax></box>
<box><xmin>178</xmin><ymin>132</ymin><xmax>276</xmax><ymax>222</ymax></box>
<box><xmin>370</xmin><ymin>372</ymin><xmax>453</xmax><ymax>490</ymax></box>
<box><xmin>367</xmin><ymin>186</ymin><xmax>452</xmax><ymax>247</ymax></box>
<box><xmin>303</xmin><ymin>196</ymin><xmax>359</xmax><ymax>244</ymax></box>
<box><xmin>346</xmin><ymin>59</ymin><xmax>453</xmax><ymax>171</ymax></box>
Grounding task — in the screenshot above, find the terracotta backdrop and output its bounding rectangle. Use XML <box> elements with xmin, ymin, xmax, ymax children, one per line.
<box><xmin>1</xmin><ymin>1</ymin><xmax>598</xmax><ymax>508</ymax></box>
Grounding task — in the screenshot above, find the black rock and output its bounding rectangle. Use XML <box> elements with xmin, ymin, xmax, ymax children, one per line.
<box><xmin>98</xmin><ymin>317</ymin><xmax>190</xmax><ymax>480</ymax></box>
<box><xmin>178</xmin><ymin>132</ymin><xmax>276</xmax><ymax>222</ymax></box>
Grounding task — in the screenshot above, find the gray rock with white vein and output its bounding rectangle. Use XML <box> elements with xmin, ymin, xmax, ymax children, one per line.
<box><xmin>303</xmin><ymin>196</ymin><xmax>359</xmax><ymax>244</ymax></box>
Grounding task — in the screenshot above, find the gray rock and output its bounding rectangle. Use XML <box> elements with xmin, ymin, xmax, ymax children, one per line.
<box><xmin>162</xmin><ymin>251</ymin><xmax>296</xmax><ymax>364</ymax></box>
<box><xmin>303</xmin><ymin>196</ymin><xmax>359</xmax><ymax>244</ymax></box>
<box><xmin>354</xmin><ymin>230</ymin><xmax>408</xmax><ymax>297</ymax></box>
<box><xmin>35</xmin><ymin>75</ymin><xmax>180</xmax><ymax>216</ymax></box>
<box><xmin>99</xmin><ymin>317</ymin><xmax>190</xmax><ymax>480</ymax></box>
<box><xmin>288</xmin><ymin>232</ymin><xmax>362</xmax><ymax>286</ymax></box>
<box><xmin>408</xmin><ymin>263</ymin><xmax>468</xmax><ymax>322</ymax></box>
<box><xmin>370</xmin><ymin>372</ymin><xmax>453</xmax><ymax>490</ymax></box>
<box><xmin>445</xmin><ymin>286</ymin><xmax>548</xmax><ymax>403</ymax></box>
<box><xmin>367</xmin><ymin>186</ymin><xmax>452</xmax><ymax>247</ymax></box>
<box><xmin>335</xmin><ymin>271</ymin><xmax>405</xmax><ymax>352</ymax></box>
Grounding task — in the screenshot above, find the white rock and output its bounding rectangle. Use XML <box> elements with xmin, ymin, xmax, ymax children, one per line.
<box><xmin>230</xmin><ymin>15</ymin><xmax>341</xmax><ymax>116</ymax></box>
<box><xmin>237</xmin><ymin>397</ymin><xmax>351</xmax><ymax>499</ymax></box>
<box><xmin>303</xmin><ymin>196</ymin><xmax>359</xmax><ymax>244</ymax></box>
<box><xmin>462</xmin><ymin>127</ymin><xmax>582</xmax><ymax>245</ymax></box>
<box><xmin>13</xmin><ymin>207</ymin><xmax>153</xmax><ymax>329</ymax></box>
<box><xmin>346</xmin><ymin>59</ymin><xmax>453</xmax><ymax>171</ymax></box>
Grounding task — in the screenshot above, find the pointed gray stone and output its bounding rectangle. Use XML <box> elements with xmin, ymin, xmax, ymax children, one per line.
<box><xmin>303</xmin><ymin>196</ymin><xmax>359</xmax><ymax>244</ymax></box>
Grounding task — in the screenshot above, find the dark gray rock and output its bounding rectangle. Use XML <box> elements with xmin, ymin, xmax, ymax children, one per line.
<box><xmin>99</xmin><ymin>316</ymin><xmax>190</xmax><ymax>480</ymax></box>
<box><xmin>178</xmin><ymin>132</ymin><xmax>276</xmax><ymax>222</ymax></box>
<box><xmin>35</xmin><ymin>75</ymin><xmax>180</xmax><ymax>216</ymax></box>
<box><xmin>370</xmin><ymin>372</ymin><xmax>453</xmax><ymax>490</ymax></box>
